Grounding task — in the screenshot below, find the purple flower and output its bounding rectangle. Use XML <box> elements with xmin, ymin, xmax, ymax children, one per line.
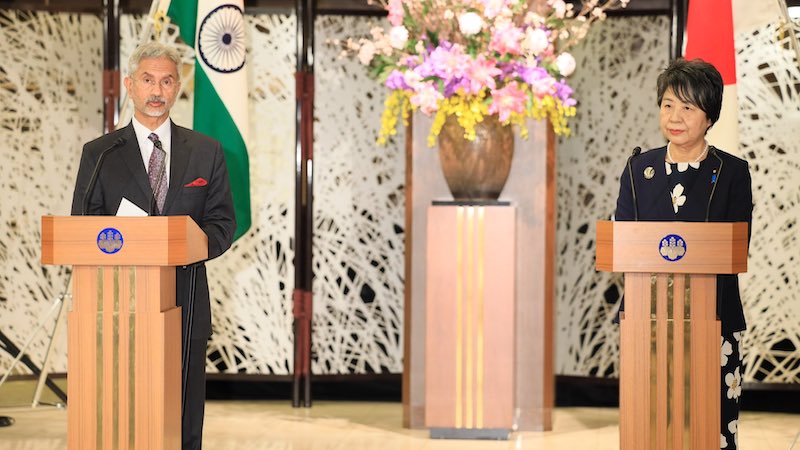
<box><xmin>518</xmin><ymin>66</ymin><xmax>550</xmax><ymax>85</ymax></box>
<box><xmin>554</xmin><ymin>80</ymin><xmax>577</xmax><ymax>106</ymax></box>
<box><xmin>386</xmin><ymin>70</ymin><xmax>410</xmax><ymax>90</ymax></box>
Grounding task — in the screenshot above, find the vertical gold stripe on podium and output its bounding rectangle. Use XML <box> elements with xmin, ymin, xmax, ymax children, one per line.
<box><xmin>476</xmin><ymin>207</ymin><xmax>485</xmax><ymax>429</ymax></box>
<box><xmin>455</xmin><ymin>208</ymin><xmax>464</xmax><ymax>428</ymax></box>
<box><xmin>129</xmin><ymin>268</ymin><xmax>136</xmax><ymax>450</ymax></box>
<box><xmin>96</xmin><ymin>267</ymin><xmax>104</xmax><ymax>450</ymax></box>
<box><xmin>113</xmin><ymin>268</ymin><xmax>120</xmax><ymax>449</ymax></box>
<box><xmin>666</xmin><ymin>274</ymin><xmax>674</xmax><ymax>450</ymax></box>
<box><xmin>649</xmin><ymin>274</ymin><xmax>657</xmax><ymax>450</ymax></box>
<box><xmin>465</xmin><ymin>207</ymin><xmax>475</xmax><ymax>428</ymax></box>
<box><xmin>683</xmin><ymin>275</ymin><xmax>692</xmax><ymax>450</ymax></box>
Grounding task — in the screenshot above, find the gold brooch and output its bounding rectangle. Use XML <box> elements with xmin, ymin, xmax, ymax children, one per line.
<box><xmin>644</xmin><ymin>166</ymin><xmax>655</xmax><ymax>180</ymax></box>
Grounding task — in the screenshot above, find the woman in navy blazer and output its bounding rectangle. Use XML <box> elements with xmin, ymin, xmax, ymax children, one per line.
<box><xmin>615</xmin><ymin>58</ymin><xmax>753</xmax><ymax>449</ymax></box>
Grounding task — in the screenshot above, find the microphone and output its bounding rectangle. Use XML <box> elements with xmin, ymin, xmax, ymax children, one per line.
<box><xmin>81</xmin><ymin>137</ymin><xmax>126</xmax><ymax>215</ymax></box>
<box><xmin>626</xmin><ymin>146</ymin><xmax>642</xmax><ymax>221</ymax></box>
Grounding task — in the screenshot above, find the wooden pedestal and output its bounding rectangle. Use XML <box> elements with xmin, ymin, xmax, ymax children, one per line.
<box><xmin>425</xmin><ymin>205</ymin><xmax>515</xmax><ymax>438</ymax></box>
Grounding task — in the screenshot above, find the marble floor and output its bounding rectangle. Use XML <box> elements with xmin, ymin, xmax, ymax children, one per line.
<box><xmin>1</xmin><ymin>381</ymin><xmax>799</xmax><ymax>449</ymax></box>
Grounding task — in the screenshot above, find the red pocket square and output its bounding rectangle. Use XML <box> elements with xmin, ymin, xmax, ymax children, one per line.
<box><xmin>184</xmin><ymin>177</ymin><xmax>208</xmax><ymax>187</ymax></box>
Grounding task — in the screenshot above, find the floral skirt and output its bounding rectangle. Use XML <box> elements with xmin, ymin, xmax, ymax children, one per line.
<box><xmin>721</xmin><ymin>330</ymin><xmax>744</xmax><ymax>449</ymax></box>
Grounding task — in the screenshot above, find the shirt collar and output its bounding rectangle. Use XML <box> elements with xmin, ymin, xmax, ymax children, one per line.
<box><xmin>131</xmin><ymin>116</ymin><xmax>172</xmax><ymax>153</ymax></box>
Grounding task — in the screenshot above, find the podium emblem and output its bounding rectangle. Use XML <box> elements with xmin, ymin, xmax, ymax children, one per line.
<box><xmin>659</xmin><ymin>234</ymin><xmax>686</xmax><ymax>261</ymax></box>
<box><xmin>97</xmin><ymin>228</ymin><xmax>124</xmax><ymax>254</ymax></box>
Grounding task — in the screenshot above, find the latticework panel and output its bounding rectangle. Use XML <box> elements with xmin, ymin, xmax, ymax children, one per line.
<box><xmin>736</xmin><ymin>22</ymin><xmax>800</xmax><ymax>383</ymax></box>
<box><xmin>312</xmin><ymin>16</ymin><xmax>406</xmax><ymax>373</ymax></box>
<box><xmin>0</xmin><ymin>11</ymin><xmax>103</xmax><ymax>375</ymax></box>
<box><xmin>555</xmin><ymin>16</ymin><xmax>670</xmax><ymax>377</ymax></box>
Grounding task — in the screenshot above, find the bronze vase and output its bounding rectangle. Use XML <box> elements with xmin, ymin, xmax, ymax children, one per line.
<box><xmin>437</xmin><ymin>114</ymin><xmax>515</xmax><ymax>201</ymax></box>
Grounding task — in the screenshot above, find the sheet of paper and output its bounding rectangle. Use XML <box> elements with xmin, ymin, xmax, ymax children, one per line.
<box><xmin>116</xmin><ymin>197</ymin><xmax>148</xmax><ymax>217</ymax></box>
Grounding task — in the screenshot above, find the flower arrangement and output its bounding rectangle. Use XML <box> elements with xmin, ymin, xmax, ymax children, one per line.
<box><xmin>342</xmin><ymin>0</ymin><xmax>629</xmax><ymax>146</ymax></box>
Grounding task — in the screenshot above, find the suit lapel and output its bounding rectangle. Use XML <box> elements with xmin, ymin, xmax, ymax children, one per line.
<box><xmin>163</xmin><ymin>122</ymin><xmax>190</xmax><ymax>214</ymax></box>
<box><xmin>119</xmin><ymin>123</ymin><xmax>154</xmax><ymax>210</ymax></box>
<box><xmin>639</xmin><ymin>148</ymin><xmax>674</xmax><ymax>219</ymax></box>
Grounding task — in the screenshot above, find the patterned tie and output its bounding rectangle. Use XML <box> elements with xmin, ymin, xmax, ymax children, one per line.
<box><xmin>147</xmin><ymin>133</ymin><xmax>167</xmax><ymax>214</ymax></box>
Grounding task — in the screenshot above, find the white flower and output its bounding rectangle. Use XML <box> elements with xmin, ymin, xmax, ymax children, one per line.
<box><xmin>555</xmin><ymin>52</ymin><xmax>577</xmax><ymax>77</ymax></box>
<box><xmin>410</xmin><ymin>82</ymin><xmax>443</xmax><ymax>115</ymax></box>
<box><xmin>670</xmin><ymin>183</ymin><xmax>686</xmax><ymax>213</ymax></box>
<box><xmin>444</xmin><ymin>9</ymin><xmax>454</xmax><ymax>20</ymax></box>
<box><xmin>721</xmin><ymin>434</ymin><xmax>728</xmax><ymax>449</ymax></box>
<box><xmin>728</xmin><ymin>420</ymin><xmax>738</xmax><ymax>447</ymax></box>
<box><xmin>415</xmin><ymin>40</ymin><xmax>426</xmax><ymax>55</ymax></box>
<box><xmin>458</xmin><ymin>12</ymin><xmax>483</xmax><ymax>36</ymax></box>
<box><xmin>357</xmin><ymin>41</ymin><xmax>376</xmax><ymax>65</ymax></box>
<box><xmin>524</xmin><ymin>28</ymin><xmax>549</xmax><ymax>55</ymax></box>
<box><xmin>403</xmin><ymin>70</ymin><xmax>423</xmax><ymax>89</ymax></box>
<box><xmin>721</xmin><ymin>337</ymin><xmax>733</xmax><ymax>366</ymax></box>
<box><xmin>389</xmin><ymin>26</ymin><xmax>409</xmax><ymax>49</ymax></box>
<box><xmin>725</xmin><ymin>367</ymin><xmax>742</xmax><ymax>401</ymax></box>
<box><xmin>524</xmin><ymin>12</ymin><xmax>545</xmax><ymax>26</ymax></box>
<box><xmin>733</xmin><ymin>331</ymin><xmax>743</xmax><ymax>342</ymax></box>
<box><xmin>550</xmin><ymin>0</ymin><xmax>567</xmax><ymax>19</ymax></box>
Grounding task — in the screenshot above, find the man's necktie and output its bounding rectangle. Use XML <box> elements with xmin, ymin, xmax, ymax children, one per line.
<box><xmin>147</xmin><ymin>133</ymin><xmax>167</xmax><ymax>214</ymax></box>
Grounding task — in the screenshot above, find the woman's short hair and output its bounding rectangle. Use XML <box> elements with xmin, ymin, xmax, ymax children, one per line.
<box><xmin>656</xmin><ymin>58</ymin><xmax>723</xmax><ymax>125</ymax></box>
<box><xmin>127</xmin><ymin>42</ymin><xmax>182</xmax><ymax>81</ymax></box>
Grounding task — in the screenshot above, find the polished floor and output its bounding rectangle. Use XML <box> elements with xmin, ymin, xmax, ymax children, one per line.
<box><xmin>0</xmin><ymin>380</ymin><xmax>798</xmax><ymax>449</ymax></box>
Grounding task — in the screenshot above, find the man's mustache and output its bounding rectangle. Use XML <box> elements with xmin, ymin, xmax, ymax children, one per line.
<box><xmin>146</xmin><ymin>95</ymin><xmax>166</xmax><ymax>103</ymax></box>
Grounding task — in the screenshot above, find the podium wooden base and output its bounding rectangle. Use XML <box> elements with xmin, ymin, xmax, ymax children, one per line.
<box><xmin>68</xmin><ymin>266</ymin><xmax>181</xmax><ymax>450</ymax></box>
<box><xmin>620</xmin><ymin>273</ymin><xmax>720</xmax><ymax>450</ymax></box>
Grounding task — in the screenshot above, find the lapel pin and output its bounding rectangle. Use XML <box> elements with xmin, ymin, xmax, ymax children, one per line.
<box><xmin>711</xmin><ymin>168</ymin><xmax>718</xmax><ymax>184</ymax></box>
<box><xmin>644</xmin><ymin>166</ymin><xmax>655</xmax><ymax>180</ymax></box>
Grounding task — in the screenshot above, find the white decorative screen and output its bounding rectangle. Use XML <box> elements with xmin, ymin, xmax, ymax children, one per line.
<box><xmin>312</xmin><ymin>16</ymin><xmax>406</xmax><ymax>374</ymax></box>
<box><xmin>555</xmin><ymin>15</ymin><xmax>670</xmax><ymax>377</ymax></box>
<box><xmin>1</xmin><ymin>11</ymin><xmax>798</xmax><ymax>384</ymax></box>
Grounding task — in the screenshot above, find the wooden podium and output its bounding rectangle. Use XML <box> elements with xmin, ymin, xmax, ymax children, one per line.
<box><xmin>595</xmin><ymin>220</ymin><xmax>748</xmax><ymax>450</ymax></box>
<box><xmin>41</xmin><ymin>216</ymin><xmax>208</xmax><ymax>450</ymax></box>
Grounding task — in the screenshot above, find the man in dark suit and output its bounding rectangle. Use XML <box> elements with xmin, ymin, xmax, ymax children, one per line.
<box><xmin>71</xmin><ymin>42</ymin><xmax>235</xmax><ymax>450</ymax></box>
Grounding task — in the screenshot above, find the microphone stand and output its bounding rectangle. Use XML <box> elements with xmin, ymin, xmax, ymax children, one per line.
<box><xmin>0</xmin><ymin>270</ymin><xmax>71</xmax><ymax>425</ymax></box>
<box><xmin>626</xmin><ymin>146</ymin><xmax>642</xmax><ymax>221</ymax></box>
<box><xmin>181</xmin><ymin>265</ymin><xmax>198</xmax><ymax>416</ymax></box>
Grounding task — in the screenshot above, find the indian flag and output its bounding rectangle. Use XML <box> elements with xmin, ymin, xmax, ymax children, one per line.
<box><xmin>684</xmin><ymin>0</ymin><xmax>739</xmax><ymax>154</ymax></box>
<box><xmin>164</xmin><ymin>0</ymin><xmax>251</xmax><ymax>240</ymax></box>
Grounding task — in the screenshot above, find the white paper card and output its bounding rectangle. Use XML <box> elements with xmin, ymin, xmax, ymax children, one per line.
<box><xmin>116</xmin><ymin>197</ymin><xmax>148</xmax><ymax>217</ymax></box>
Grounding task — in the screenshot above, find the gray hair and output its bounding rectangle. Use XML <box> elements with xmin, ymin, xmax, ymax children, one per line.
<box><xmin>127</xmin><ymin>42</ymin><xmax>182</xmax><ymax>80</ymax></box>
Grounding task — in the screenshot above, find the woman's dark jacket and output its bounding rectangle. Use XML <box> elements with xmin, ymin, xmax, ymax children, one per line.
<box><xmin>614</xmin><ymin>145</ymin><xmax>753</xmax><ymax>333</ymax></box>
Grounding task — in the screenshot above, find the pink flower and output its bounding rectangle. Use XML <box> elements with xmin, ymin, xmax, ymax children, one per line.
<box><xmin>424</xmin><ymin>44</ymin><xmax>469</xmax><ymax>81</ymax></box>
<box><xmin>388</xmin><ymin>0</ymin><xmax>404</xmax><ymax>26</ymax></box>
<box><xmin>464</xmin><ymin>56</ymin><xmax>502</xmax><ymax>94</ymax></box>
<box><xmin>480</xmin><ymin>0</ymin><xmax>509</xmax><ymax>19</ymax></box>
<box><xmin>489</xmin><ymin>21</ymin><xmax>524</xmax><ymax>56</ymax></box>
<box><xmin>489</xmin><ymin>82</ymin><xmax>527</xmax><ymax>122</ymax></box>
<box><xmin>411</xmin><ymin>82</ymin><xmax>443</xmax><ymax>115</ymax></box>
<box><xmin>529</xmin><ymin>74</ymin><xmax>556</xmax><ymax>98</ymax></box>
<box><xmin>357</xmin><ymin>41</ymin><xmax>376</xmax><ymax>65</ymax></box>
